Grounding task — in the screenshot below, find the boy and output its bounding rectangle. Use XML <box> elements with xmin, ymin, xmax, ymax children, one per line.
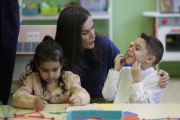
<box><xmin>102</xmin><ymin>33</ymin><xmax>164</xmax><ymax>103</ymax></box>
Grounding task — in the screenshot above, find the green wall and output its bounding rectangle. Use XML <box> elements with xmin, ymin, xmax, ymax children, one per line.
<box><xmin>22</xmin><ymin>0</ymin><xmax>180</xmax><ymax>76</ymax></box>
<box><xmin>113</xmin><ymin>0</ymin><xmax>156</xmax><ymax>54</ymax></box>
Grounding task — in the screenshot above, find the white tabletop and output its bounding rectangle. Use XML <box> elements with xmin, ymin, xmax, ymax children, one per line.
<box><xmin>0</xmin><ymin>104</ymin><xmax>180</xmax><ymax>119</ymax></box>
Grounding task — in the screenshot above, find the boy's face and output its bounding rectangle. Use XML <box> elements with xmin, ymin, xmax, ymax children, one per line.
<box><xmin>126</xmin><ymin>37</ymin><xmax>149</xmax><ymax>65</ymax></box>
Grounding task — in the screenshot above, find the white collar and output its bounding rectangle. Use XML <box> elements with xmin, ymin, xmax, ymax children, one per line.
<box><xmin>142</xmin><ymin>67</ymin><xmax>155</xmax><ymax>79</ymax></box>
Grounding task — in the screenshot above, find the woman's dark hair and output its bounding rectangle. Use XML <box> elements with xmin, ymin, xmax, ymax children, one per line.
<box><xmin>55</xmin><ymin>5</ymin><xmax>101</xmax><ymax>74</ymax></box>
<box><xmin>26</xmin><ymin>35</ymin><xmax>68</xmax><ymax>100</ymax></box>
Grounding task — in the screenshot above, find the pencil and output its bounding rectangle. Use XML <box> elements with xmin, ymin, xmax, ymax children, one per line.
<box><xmin>38</xmin><ymin>93</ymin><xmax>42</xmax><ymax>99</ymax></box>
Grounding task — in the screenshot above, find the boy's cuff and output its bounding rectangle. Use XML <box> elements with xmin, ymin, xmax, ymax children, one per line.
<box><xmin>109</xmin><ymin>69</ymin><xmax>120</xmax><ymax>80</ymax></box>
<box><xmin>130</xmin><ymin>82</ymin><xmax>143</xmax><ymax>92</ymax></box>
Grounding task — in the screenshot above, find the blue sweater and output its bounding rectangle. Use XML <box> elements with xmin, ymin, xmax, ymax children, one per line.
<box><xmin>77</xmin><ymin>35</ymin><xmax>131</xmax><ymax>97</ymax></box>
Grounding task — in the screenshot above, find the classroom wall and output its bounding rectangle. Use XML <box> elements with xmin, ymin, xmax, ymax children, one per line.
<box><xmin>112</xmin><ymin>0</ymin><xmax>156</xmax><ymax>54</ymax></box>
<box><xmin>13</xmin><ymin>0</ymin><xmax>180</xmax><ymax>81</ymax></box>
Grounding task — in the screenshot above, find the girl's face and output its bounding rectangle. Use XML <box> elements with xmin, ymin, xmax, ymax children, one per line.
<box><xmin>36</xmin><ymin>61</ymin><xmax>62</xmax><ymax>84</ymax></box>
<box><xmin>81</xmin><ymin>16</ymin><xmax>96</xmax><ymax>49</ymax></box>
<box><xmin>126</xmin><ymin>37</ymin><xmax>149</xmax><ymax>65</ymax></box>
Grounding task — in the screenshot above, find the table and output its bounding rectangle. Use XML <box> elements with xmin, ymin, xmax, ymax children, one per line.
<box><xmin>0</xmin><ymin>104</ymin><xmax>180</xmax><ymax>119</ymax></box>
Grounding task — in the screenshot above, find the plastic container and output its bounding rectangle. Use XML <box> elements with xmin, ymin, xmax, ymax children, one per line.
<box><xmin>22</xmin><ymin>7</ymin><xmax>39</xmax><ymax>15</ymax></box>
<box><xmin>40</xmin><ymin>6</ymin><xmax>58</xmax><ymax>15</ymax></box>
<box><xmin>66</xmin><ymin>110</ymin><xmax>124</xmax><ymax>120</ymax></box>
<box><xmin>80</xmin><ymin>0</ymin><xmax>106</xmax><ymax>12</ymax></box>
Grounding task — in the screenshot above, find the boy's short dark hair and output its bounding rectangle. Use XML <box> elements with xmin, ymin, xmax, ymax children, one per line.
<box><xmin>140</xmin><ymin>33</ymin><xmax>164</xmax><ymax>66</ymax></box>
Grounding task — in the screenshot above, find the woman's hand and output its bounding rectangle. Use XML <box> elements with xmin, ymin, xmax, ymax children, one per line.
<box><xmin>157</xmin><ymin>69</ymin><xmax>170</xmax><ymax>88</ymax></box>
<box><xmin>19</xmin><ymin>72</ymin><xmax>31</xmax><ymax>85</ymax></box>
<box><xmin>69</xmin><ymin>96</ymin><xmax>82</xmax><ymax>106</ymax></box>
<box><xmin>114</xmin><ymin>54</ymin><xmax>126</xmax><ymax>71</ymax></box>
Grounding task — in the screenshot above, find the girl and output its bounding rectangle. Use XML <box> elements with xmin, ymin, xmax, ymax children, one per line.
<box><xmin>13</xmin><ymin>36</ymin><xmax>90</xmax><ymax>110</ymax></box>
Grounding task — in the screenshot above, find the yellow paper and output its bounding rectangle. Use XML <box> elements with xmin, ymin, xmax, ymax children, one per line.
<box><xmin>93</xmin><ymin>103</ymin><xmax>115</xmax><ymax>109</ymax></box>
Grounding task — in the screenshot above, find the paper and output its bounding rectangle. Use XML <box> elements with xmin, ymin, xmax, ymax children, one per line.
<box><xmin>93</xmin><ymin>103</ymin><xmax>115</xmax><ymax>109</ymax></box>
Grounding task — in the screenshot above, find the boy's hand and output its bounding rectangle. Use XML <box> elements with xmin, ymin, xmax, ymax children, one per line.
<box><xmin>114</xmin><ymin>54</ymin><xmax>126</xmax><ymax>71</ymax></box>
<box><xmin>131</xmin><ymin>62</ymin><xmax>142</xmax><ymax>83</ymax></box>
<box><xmin>69</xmin><ymin>96</ymin><xmax>82</xmax><ymax>106</ymax></box>
<box><xmin>34</xmin><ymin>97</ymin><xmax>47</xmax><ymax>110</ymax></box>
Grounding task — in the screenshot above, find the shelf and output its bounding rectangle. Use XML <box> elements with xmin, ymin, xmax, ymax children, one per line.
<box><xmin>19</xmin><ymin>0</ymin><xmax>113</xmax><ymax>40</ymax></box>
<box><xmin>142</xmin><ymin>11</ymin><xmax>180</xmax><ymax>17</ymax></box>
<box><xmin>16</xmin><ymin>53</ymin><xmax>34</xmax><ymax>55</ymax></box>
<box><xmin>21</xmin><ymin>12</ymin><xmax>111</xmax><ymax>21</ymax></box>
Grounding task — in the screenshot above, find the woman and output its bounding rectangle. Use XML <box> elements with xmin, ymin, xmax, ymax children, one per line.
<box><xmin>19</xmin><ymin>6</ymin><xmax>170</xmax><ymax>103</ymax></box>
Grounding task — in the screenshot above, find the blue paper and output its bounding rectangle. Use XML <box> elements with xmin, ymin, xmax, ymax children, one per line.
<box><xmin>124</xmin><ymin>111</ymin><xmax>138</xmax><ymax>116</ymax></box>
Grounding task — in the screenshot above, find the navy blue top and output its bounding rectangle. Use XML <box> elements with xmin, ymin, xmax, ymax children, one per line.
<box><xmin>77</xmin><ymin>35</ymin><xmax>131</xmax><ymax>96</ymax></box>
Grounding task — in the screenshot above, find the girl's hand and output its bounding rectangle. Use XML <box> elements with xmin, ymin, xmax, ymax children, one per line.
<box><xmin>19</xmin><ymin>72</ymin><xmax>31</xmax><ymax>85</ymax></box>
<box><xmin>157</xmin><ymin>69</ymin><xmax>170</xmax><ymax>88</ymax></box>
<box><xmin>114</xmin><ymin>54</ymin><xmax>126</xmax><ymax>71</ymax></box>
<box><xmin>34</xmin><ymin>97</ymin><xmax>47</xmax><ymax>110</ymax></box>
<box><xmin>69</xmin><ymin>96</ymin><xmax>82</xmax><ymax>106</ymax></box>
<box><xmin>131</xmin><ymin>62</ymin><xmax>142</xmax><ymax>83</ymax></box>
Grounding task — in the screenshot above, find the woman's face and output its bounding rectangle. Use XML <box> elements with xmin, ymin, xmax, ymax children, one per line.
<box><xmin>81</xmin><ymin>16</ymin><xmax>96</xmax><ymax>49</ymax></box>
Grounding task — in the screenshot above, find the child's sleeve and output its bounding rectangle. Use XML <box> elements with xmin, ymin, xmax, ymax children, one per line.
<box><xmin>13</xmin><ymin>75</ymin><xmax>38</xmax><ymax>108</ymax></box>
<box><xmin>127</xmin><ymin>75</ymin><xmax>163</xmax><ymax>103</ymax></box>
<box><xmin>69</xmin><ymin>74</ymin><xmax>90</xmax><ymax>105</ymax></box>
<box><xmin>102</xmin><ymin>69</ymin><xmax>120</xmax><ymax>101</ymax></box>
